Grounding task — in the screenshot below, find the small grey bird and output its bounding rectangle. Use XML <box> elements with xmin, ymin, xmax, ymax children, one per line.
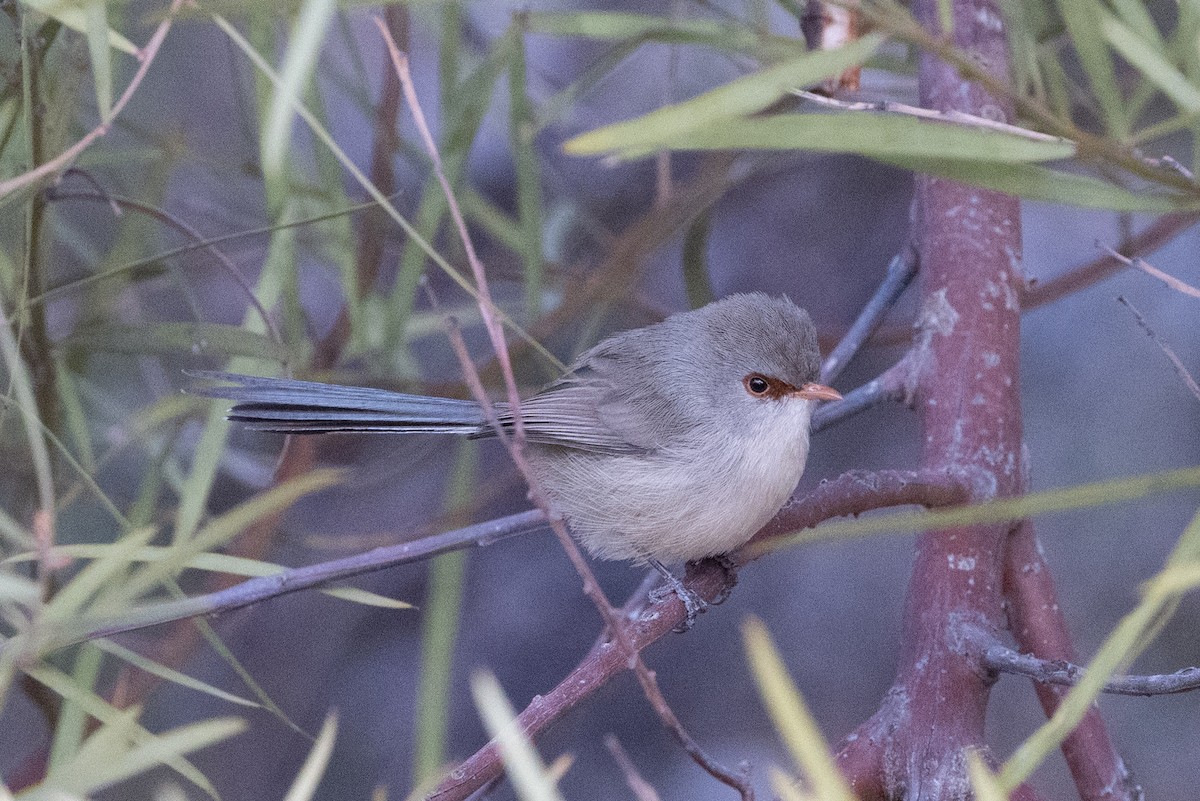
<box><xmin>193</xmin><ymin>293</ymin><xmax>840</xmax><ymax>582</ymax></box>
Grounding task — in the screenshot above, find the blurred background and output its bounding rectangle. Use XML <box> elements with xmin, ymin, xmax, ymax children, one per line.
<box><xmin>1</xmin><ymin>1</ymin><xmax>1199</xmax><ymax>799</ymax></box>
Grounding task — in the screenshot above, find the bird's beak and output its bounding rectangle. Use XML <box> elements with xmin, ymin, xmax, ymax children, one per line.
<box><xmin>794</xmin><ymin>382</ymin><xmax>843</xmax><ymax>402</ymax></box>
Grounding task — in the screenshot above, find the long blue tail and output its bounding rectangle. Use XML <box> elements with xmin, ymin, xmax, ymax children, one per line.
<box><xmin>189</xmin><ymin>372</ymin><xmax>485</xmax><ymax>435</ymax></box>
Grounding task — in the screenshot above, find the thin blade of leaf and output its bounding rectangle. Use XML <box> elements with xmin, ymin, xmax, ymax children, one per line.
<box><xmin>564</xmin><ymin>34</ymin><xmax>885</xmax><ymax>155</ymax></box>
<box><xmin>93</xmin><ymin>639</ymin><xmax>260</xmax><ymax>708</ymax></box>
<box><xmin>63</xmin><ymin>322</ymin><xmax>289</xmax><ymax>361</ymax></box>
<box><xmin>261</xmin><ymin>0</ymin><xmax>337</xmax><ymax>181</ymax></box>
<box><xmin>82</xmin><ymin>0</ymin><xmax>113</xmax><ymax>119</ymax></box>
<box><xmin>1102</xmin><ymin>14</ymin><xmax>1200</xmax><ymax>113</ymax></box>
<box><xmin>527</xmin><ymin>11</ymin><xmax>808</xmax><ymax>60</ymax></box>
<box><xmin>757</xmin><ymin>465</ymin><xmax>1200</xmax><ymax>555</ymax></box>
<box><xmin>283</xmin><ymin>713</ymin><xmax>338</xmax><ymax>801</ymax></box>
<box><xmin>875</xmin><ymin>155</ymin><xmax>1195</xmax><ymax>212</ymax></box>
<box><xmin>114</xmin><ymin>469</ymin><xmax>343</xmax><ymax>606</ymax></box>
<box><xmin>20</xmin><ymin>0</ymin><xmax>138</xmax><ymax>54</ymax></box>
<box><xmin>26</xmin><ymin>665</ymin><xmax>226</xmax><ymax>798</ymax></box>
<box><xmin>573</xmin><ymin>113</ymin><xmax>1075</xmax><ymax>163</ymax></box>
<box><xmin>471</xmin><ymin>669</ymin><xmax>565</xmax><ymax>801</ymax></box>
<box><xmin>322</xmin><ymin>586</ymin><xmax>413</xmax><ymax>609</ymax></box>
<box><xmin>743</xmin><ymin>617</ymin><xmax>855</xmax><ymax>801</ymax></box>
<box><xmin>998</xmin><ymin>508</ymin><xmax>1200</xmax><ymax>790</ymax></box>
<box><xmin>1056</xmin><ymin>0</ymin><xmax>1127</xmax><ymax>137</ymax></box>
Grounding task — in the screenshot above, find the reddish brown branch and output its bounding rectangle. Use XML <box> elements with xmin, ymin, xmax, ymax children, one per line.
<box><xmin>1022</xmin><ymin>213</ymin><xmax>1200</xmax><ymax>310</ymax></box>
<box><xmin>832</xmin><ymin>0</ymin><xmax>1031</xmax><ymax>797</ymax></box>
<box><xmin>427</xmin><ymin>468</ymin><xmax>970</xmax><ymax>801</ymax></box>
<box><xmin>1004</xmin><ymin>520</ymin><xmax>1142</xmax><ymax>801</ymax></box>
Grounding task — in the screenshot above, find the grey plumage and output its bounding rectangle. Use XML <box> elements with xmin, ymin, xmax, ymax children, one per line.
<box><xmin>191</xmin><ymin>293</ymin><xmax>832</xmax><ymax>563</ymax></box>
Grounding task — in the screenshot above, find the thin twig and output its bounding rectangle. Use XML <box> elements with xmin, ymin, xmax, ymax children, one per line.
<box><xmin>429</xmin><ymin>469</ymin><xmax>970</xmax><ymax>801</ymax></box>
<box><xmin>819</xmin><ymin>244</ymin><xmax>918</xmax><ymax>385</ymax></box>
<box><xmin>1117</xmin><ymin>297</ymin><xmax>1200</xmax><ymax>403</ymax></box>
<box><xmin>44</xmin><ymin>185</ymin><xmax>284</xmax><ymax>351</ymax></box>
<box><xmin>812</xmin><ymin>353</ymin><xmax>913</xmax><ymax>435</ymax></box>
<box><xmin>984</xmin><ymin>645</ymin><xmax>1200</xmax><ymax>697</ymax></box>
<box><xmin>1022</xmin><ymin>213</ymin><xmax>1200</xmax><ymax>309</ymax></box>
<box><xmin>605</xmin><ymin>735</ymin><xmax>664</xmax><ymax>801</ymax></box>
<box><xmin>35</xmin><ymin>511</ymin><xmax>548</xmax><ymax>650</ymax></box>
<box><xmin>1106</xmin><ymin>246</ymin><xmax>1200</xmax><ymax>300</ymax></box>
<box><xmin>794</xmin><ymin>90</ymin><xmax>1067</xmax><ymax>143</ymax></box>
<box><xmin>376</xmin><ymin>24</ymin><xmax>753</xmax><ymax>799</ymax></box>
<box><xmin>0</xmin><ymin>0</ymin><xmax>186</xmax><ymax>200</ymax></box>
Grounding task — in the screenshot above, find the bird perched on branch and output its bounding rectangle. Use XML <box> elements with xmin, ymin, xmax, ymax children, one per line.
<box><xmin>193</xmin><ymin>293</ymin><xmax>841</xmax><ymax>619</ymax></box>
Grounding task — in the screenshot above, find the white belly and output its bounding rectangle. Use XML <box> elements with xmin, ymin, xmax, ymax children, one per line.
<box><xmin>531</xmin><ymin>400</ymin><xmax>814</xmax><ymax>563</ymax></box>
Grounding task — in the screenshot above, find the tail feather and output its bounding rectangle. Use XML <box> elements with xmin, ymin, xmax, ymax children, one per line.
<box><xmin>189</xmin><ymin>371</ymin><xmax>484</xmax><ymax>435</ymax></box>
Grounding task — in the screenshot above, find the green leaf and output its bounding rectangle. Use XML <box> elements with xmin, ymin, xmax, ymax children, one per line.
<box><xmin>9</xmin><ymin>544</ymin><xmax>412</xmax><ymax>610</ymax></box>
<box><xmin>43</xmin><ymin>526</ymin><xmax>158</xmax><ymax>620</ymax></box>
<box><xmin>471</xmin><ymin>669</ymin><xmax>564</xmax><ymax>801</ymax></box>
<box><xmin>564</xmin><ymin>34</ymin><xmax>884</xmax><ymax>156</ymax></box>
<box><xmin>743</xmin><ymin>616</ymin><xmax>855</xmax><ymax>801</ymax></box>
<box><xmin>525</xmin><ymin>11</ymin><xmax>804</xmax><ymax>60</ymax></box>
<box><xmin>321</xmin><ymin>586</ymin><xmax>413</xmax><ymax>609</ymax></box>
<box><xmin>113</xmin><ymin>469</ymin><xmax>343</xmax><ymax>607</ymax></box>
<box><xmin>1107</xmin><ymin>0</ymin><xmax>1163</xmax><ymax>48</ymax></box>
<box><xmin>1102</xmin><ymin>14</ymin><xmax>1200</xmax><ymax>113</ymax></box>
<box><xmin>757</xmin><ymin>465</ymin><xmax>1200</xmax><ymax>555</ymax></box>
<box><xmin>48</xmin><ymin>712</ymin><xmax>245</xmax><ymax>797</ymax></box>
<box><xmin>19</xmin><ymin>0</ymin><xmax>138</xmax><ymax>55</ymax></box>
<box><xmin>875</xmin><ymin>155</ymin><xmax>1196</xmax><ymax>212</ymax></box>
<box><xmin>27</xmin><ymin>665</ymin><xmax>228</xmax><ymax>797</ymax></box>
<box><xmin>578</xmin><ymin>113</ymin><xmax>1076</xmax><ymax>164</ymax></box>
<box><xmin>0</xmin><ymin>569</ymin><xmax>39</xmax><ymax>605</ymax></box>
<box><xmin>283</xmin><ymin>713</ymin><xmax>338</xmax><ymax>801</ymax></box>
<box><xmin>1055</xmin><ymin>0</ymin><xmax>1127</xmax><ymax>137</ymax></box>
<box><xmin>998</xmin><ymin>507</ymin><xmax>1200</xmax><ymax>791</ymax></box>
<box><xmin>62</xmin><ymin>322</ymin><xmax>290</xmax><ymax>361</ymax></box>
<box><xmin>681</xmin><ymin>207</ymin><xmax>716</xmax><ymax>310</ymax></box>
<box><xmin>93</xmin><ymin>639</ymin><xmax>261</xmax><ymax>708</ymax></box>
<box><xmin>261</xmin><ymin>0</ymin><xmax>337</xmax><ymax>183</ymax></box>
<box><xmin>966</xmin><ymin>751</ymin><xmax>1010</xmax><ymax>801</ymax></box>
<box><xmin>82</xmin><ymin>0</ymin><xmax>113</xmax><ymax>119</ymax></box>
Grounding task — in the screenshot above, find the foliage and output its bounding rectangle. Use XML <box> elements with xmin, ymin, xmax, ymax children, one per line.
<box><xmin>0</xmin><ymin>0</ymin><xmax>1198</xmax><ymax>798</ymax></box>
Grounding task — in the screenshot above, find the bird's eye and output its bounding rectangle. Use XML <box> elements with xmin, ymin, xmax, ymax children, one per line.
<box><xmin>744</xmin><ymin>374</ymin><xmax>771</xmax><ymax>396</ymax></box>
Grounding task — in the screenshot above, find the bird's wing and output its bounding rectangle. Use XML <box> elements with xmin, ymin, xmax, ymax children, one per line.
<box><xmin>483</xmin><ymin>381</ymin><xmax>649</xmax><ymax>455</ymax></box>
<box><xmin>478</xmin><ymin>333</ymin><xmax>678</xmax><ymax>455</ymax></box>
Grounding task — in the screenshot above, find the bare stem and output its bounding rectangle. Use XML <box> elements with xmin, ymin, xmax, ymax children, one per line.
<box><xmin>985</xmin><ymin>645</ymin><xmax>1200</xmax><ymax>697</ymax></box>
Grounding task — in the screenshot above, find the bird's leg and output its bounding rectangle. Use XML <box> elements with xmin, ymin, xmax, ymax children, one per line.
<box><xmin>648</xmin><ymin>558</ymin><xmax>707</xmax><ymax>631</ymax></box>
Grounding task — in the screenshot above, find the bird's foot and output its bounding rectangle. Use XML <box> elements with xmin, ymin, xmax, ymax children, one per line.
<box><xmin>648</xmin><ymin>559</ymin><xmax>707</xmax><ymax>631</ymax></box>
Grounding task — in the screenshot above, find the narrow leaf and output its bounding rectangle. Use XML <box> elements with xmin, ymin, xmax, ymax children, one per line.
<box><xmin>875</xmin><ymin>155</ymin><xmax>1195</xmax><ymax>212</ymax></box>
<box><xmin>261</xmin><ymin>0</ymin><xmax>337</xmax><ymax>181</ymax></box>
<box><xmin>564</xmin><ymin>34</ymin><xmax>885</xmax><ymax>155</ymax></box>
<box><xmin>1102</xmin><ymin>15</ymin><xmax>1200</xmax><ymax>113</ymax></box>
<box><xmin>82</xmin><ymin>0</ymin><xmax>113</xmax><ymax>119</ymax></box>
<box><xmin>1056</xmin><ymin>0</ymin><xmax>1127</xmax><ymax>137</ymax></box>
<box><xmin>759</xmin><ymin>465</ymin><xmax>1200</xmax><ymax>555</ymax></box>
<box><xmin>743</xmin><ymin>617</ymin><xmax>855</xmax><ymax>801</ymax></box>
<box><xmin>573</xmin><ymin>113</ymin><xmax>1075</xmax><ymax>163</ymax></box>
<box><xmin>283</xmin><ymin>713</ymin><xmax>338</xmax><ymax>801</ymax></box>
<box><xmin>93</xmin><ymin>639</ymin><xmax>260</xmax><ymax>708</ymax></box>
<box><xmin>471</xmin><ymin>670</ymin><xmax>564</xmax><ymax>801</ymax></box>
<box><xmin>19</xmin><ymin>0</ymin><xmax>138</xmax><ymax>54</ymax></box>
<box><xmin>322</xmin><ymin>586</ymin><xmax>413</xmax><ymax>609</ymax></box>
<box><xmin>62</xmin><ymin>322</ymin><xmax>289</xmax><ymax>361</ymax></box>
<box><xmin>998</xmin><ymin>508</ymin><xmax>1200</xmax><ymax>790</ymax></box>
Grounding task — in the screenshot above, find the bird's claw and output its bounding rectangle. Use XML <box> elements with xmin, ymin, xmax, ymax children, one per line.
<box><xmin>648</xmin><ymin>560</ymin><xmax>707</xmax><ymax>631</ymax></box>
